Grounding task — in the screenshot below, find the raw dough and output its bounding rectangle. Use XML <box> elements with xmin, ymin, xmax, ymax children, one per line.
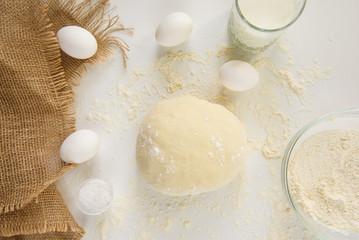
<box><xmin>136</xmin><ymin>96</ymin><xmax>247</xmax><ymax>196</ymax></box>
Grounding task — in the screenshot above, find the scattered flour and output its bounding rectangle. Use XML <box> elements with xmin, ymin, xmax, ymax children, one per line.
<box><xmin>154</xmin><ymin>50</ymin><xmax>205</xmax><ymax>93</ymax></box>
<box><xmin>96</xmin><ymin>195</ymin><xmax>130</xmax><ymax>240</ymax></box>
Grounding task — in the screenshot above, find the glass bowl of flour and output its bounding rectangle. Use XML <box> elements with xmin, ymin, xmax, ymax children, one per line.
<box><xmin>282</xmin><ymin>109</ymin><xmax>359</xmax><ymax>240</ymax></box>
<box><xmin>76</xmin><ymin>178</ymin><xmax>113</xmax><ymax>215</ymax></box>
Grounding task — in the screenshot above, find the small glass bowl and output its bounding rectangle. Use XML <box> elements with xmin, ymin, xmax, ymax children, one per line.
<box><xmin>76</xmin><ymin>178</ymin><xmax>113</xmax><ymax>216</ymax></box>
<box><xmin>282</xmin><ymin>109</ymin><xmax>359</xmax><ymax>240</ymax></box>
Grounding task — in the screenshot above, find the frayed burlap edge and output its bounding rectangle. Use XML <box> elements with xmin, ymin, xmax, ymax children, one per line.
<box><xmin>0</xmin><ymin>221</ymin><xmax>84</xmax><ymax>238</ymax></box>
<box><xmin>49</xmin><ymin>0</ymin><xmax>133</xmax><ymax>85</ymax></box>
<box><xmin>38</xmin><ymin>10</ymin><xmax>77</xmax><ymax>128</ymax></box>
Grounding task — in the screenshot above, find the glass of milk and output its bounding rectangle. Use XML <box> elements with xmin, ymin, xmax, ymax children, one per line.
<box><xmin>228</xmin><ymin>0</ymin><xmax>306</xmax><ymax>51</ymax></box>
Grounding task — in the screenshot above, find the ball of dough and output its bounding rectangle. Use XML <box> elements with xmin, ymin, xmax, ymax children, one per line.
<box><xmin>136</xmin><ymin>96</ymin><xmax>246</xmax><ymax>196</ymax></box>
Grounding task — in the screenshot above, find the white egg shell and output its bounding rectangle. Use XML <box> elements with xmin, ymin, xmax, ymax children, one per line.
<box><xmin>56</xmin><ymin>26</ymin><xmax>98</xmax><ymax>59</ymax></box>
<box><xmin>155</xmin><ymin>12</ymin><xmax>193</xmax><ymax>47</ymax></box>
<box><xmin>60</xmin><ymin>129</ymin><xmax>100</xmax><ymax>164</ymax></box>
<box><xmin>219</xmin><ymin>60</ymin><xmax>259</xmax><ymax>92</ymax></box>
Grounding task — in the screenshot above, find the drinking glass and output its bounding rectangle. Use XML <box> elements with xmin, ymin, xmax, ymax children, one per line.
<box><xmin>228</xmin><ymin>0</ymin><xmax>306</xmax><ymax>51</ymax></box>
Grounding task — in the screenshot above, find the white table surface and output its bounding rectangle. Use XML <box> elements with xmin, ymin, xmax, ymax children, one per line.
<box><xmin>56</xmin><ymin>0</ymin><xmax>359</xmax><ymax>239</ymax></box>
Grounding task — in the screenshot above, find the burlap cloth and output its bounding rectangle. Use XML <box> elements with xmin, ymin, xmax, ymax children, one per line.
<box><xmin>0</xmin><ymin>0</ymin><xmax>130</xmax><ymax>239</ymax></box>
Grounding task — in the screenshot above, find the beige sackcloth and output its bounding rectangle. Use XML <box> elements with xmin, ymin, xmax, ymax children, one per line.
<box><xmin>0</xmin><ymin>0</ymin><xmax>130</xmax><ymax>239</ymax></box>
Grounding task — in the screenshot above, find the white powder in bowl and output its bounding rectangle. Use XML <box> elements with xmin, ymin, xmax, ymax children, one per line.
<box><xmin>77</xmin><ymin>178</ymin><xmax>113</xmax><ymax>215</ymax></box>
<box><xmin>288</xmin><ymin>129</ymin><xmax>359</xmax><ymax>233</ymax></box>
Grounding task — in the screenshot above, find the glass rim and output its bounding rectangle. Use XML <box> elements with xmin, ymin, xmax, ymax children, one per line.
<box><xmin>281</xmin><ymin>108</ymin><xmax>359</xmax><ymax>239</ymax></box>
<box><xmin>235</xmin><ymin>0</ymin><xmax>307</xmax><ymax>32</ymax></box>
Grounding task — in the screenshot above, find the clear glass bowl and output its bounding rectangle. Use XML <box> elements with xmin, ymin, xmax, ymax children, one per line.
<box><xmin>76</xmin><ymin>178</ymin><xmax>113</xmax><ymax>216</ymax></box>
<box><xmin>282</xmin><ymin>109</ymin><xmax>359</xmax><ymax>240</ymax></box>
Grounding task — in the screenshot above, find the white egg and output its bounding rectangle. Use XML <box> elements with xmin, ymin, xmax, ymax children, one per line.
<box><xmin>60</xmin><ymin>129</ymin><xmax>100</xmax><ymax>164</ymax></box>
<box><xmin>155</xmin><ymin>12</ymin><xmax>193</xmax><ymax>47</ymax></box>
<box><xmin>219</xmin><ymin>60</ymin><xmax>259</xmax><ymax>92</ymax></box>
<box><xmin>56</xmin><ymin>26</ymin><xmax>98</xmax><ymax>59</ymax></box>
